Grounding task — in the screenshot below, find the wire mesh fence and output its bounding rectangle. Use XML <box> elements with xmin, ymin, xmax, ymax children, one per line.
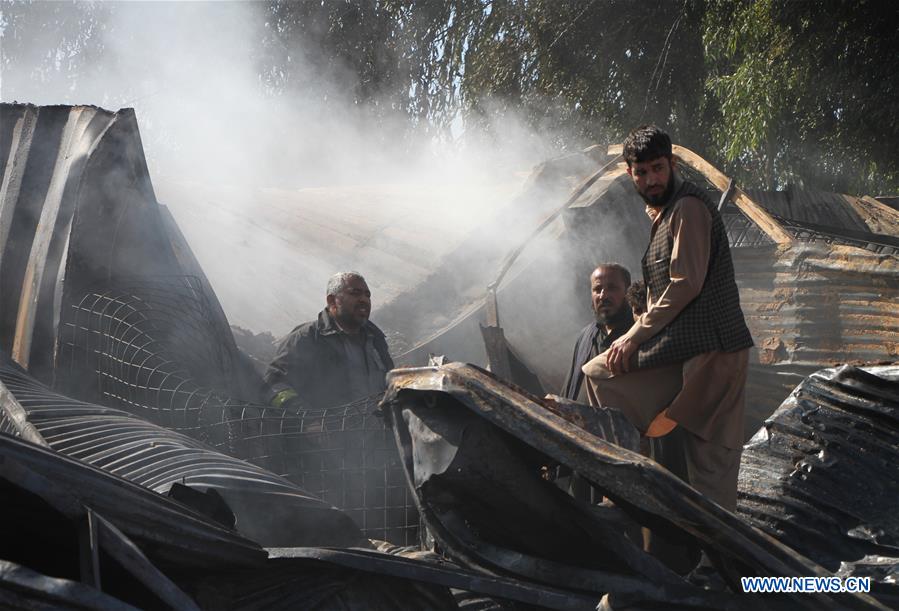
<box><xmin>56</xmin><ymin>277</ymin><xmax>419</xmax><ymax>545</ymax></box>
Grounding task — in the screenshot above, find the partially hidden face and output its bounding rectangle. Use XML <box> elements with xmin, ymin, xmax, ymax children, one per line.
<box><xmin>591</xmin><ymin>267</ymin><xmax>627</xmax><ymax>324</ymax></box>
<box><xmin>627</xmin><ymin>156</ymin><xmax>675</xmax><ymax>206</ymax></box>
<box><xmin>331</xmin><ymin>276</ymin><xmax>371</xmax><ymax>328</ymax></box>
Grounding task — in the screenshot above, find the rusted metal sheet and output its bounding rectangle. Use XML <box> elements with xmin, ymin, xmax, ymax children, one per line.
<box><xmin>383</xmin><ymin>363</ymin><xmax>890</xmax><ymax>610</ymax></box>
<box><xmin>734</xmin><ymin>243</ymin><xmax>899</xmax><ymax>426</ymax></box>
<box><xmin>744</xmin><ymin>188</ymin><xmax>899</xmax><ymax>237</ymax></box>
<box><xmin>738</xmin><ymin>364</ymin><xmax>899</xmax><ymax>607</ymax></box>
<box><xmin>847</xmin><ymin>195</ymin><xmax>899</xmax><ymax>236</ymax></box>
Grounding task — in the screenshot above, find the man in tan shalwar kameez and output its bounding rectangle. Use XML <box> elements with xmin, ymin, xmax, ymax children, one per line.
<box><xmin>583</xmin><ymin>125</ymin><xmax>752</xmax><ymax>527</ymax></box>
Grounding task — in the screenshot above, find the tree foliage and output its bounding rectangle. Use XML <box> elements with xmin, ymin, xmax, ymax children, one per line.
<box><xmin>446</xmin><ymin>1</ymin><xmax>712</xmax><ymax>152</ymax></box>
<box><xmin>258</xmin><ymin>0</ymin><xmax>898</xmax><ymax>193</ymax></box>
<box><xmin>704</xmin><ymin>0</ymin><xmax>899</xmax><ymax>193</ymax></box>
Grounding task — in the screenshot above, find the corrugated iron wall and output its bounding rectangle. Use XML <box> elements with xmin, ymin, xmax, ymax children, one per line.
<box><xmin>735</xmin><ymin>243</ymin><xmax>899</xmax><ymax>428</ymax></box>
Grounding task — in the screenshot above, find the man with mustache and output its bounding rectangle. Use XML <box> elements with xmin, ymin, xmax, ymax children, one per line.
<box><xmin>264</xmin><ymin>271</ymin><xmax>394</xmax><ymax>410</ymax></box>
<box><xmin>561</xmin><ymin>263</ymin><xmax>634</xmax><ymax>404</ymax></box>
<box><xmin>584</xmin><ymin>126</ymin><xmax>752</xmax><ymax>582</ymax></box>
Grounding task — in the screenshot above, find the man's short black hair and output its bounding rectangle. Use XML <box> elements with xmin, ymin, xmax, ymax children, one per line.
<box><xmin>622</xmin><ymin>125</ymin><xmax>672</xmax><ymax>166</ymax></box>
<box><xmin>626</xmin><ymin>279</ymin><xmax>647</xmax><ymax>315</ymax></box>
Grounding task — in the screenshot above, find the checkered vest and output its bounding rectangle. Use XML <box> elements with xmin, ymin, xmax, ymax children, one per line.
<box><xmin>637</xmin><ymin>179</ymin><xmax>753</xmax><ymax>369</ymax></box>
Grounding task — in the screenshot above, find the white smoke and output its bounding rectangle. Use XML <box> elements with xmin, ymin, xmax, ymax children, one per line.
<box><xmin>1</xmin><ymin>2</ymin><xmax>636</xmax><ymax>386</ymax></box>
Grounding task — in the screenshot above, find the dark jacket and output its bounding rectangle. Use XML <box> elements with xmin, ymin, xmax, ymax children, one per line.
<box><xmin>264</xmin><ymin>309</ymin><xmax>394</xmax><ymax>409</ymax></box>
<box><xmin>638</xmin><ymin>178</ymin><xmax>753</xmax><ymax>369</ymax></box>
<box><xmin>561</xmin><ymin>306</ymin><xmax>632</xmax><ymax>401</ymax></box>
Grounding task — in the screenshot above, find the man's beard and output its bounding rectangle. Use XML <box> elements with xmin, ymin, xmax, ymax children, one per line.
<box><xmin>595</xmin><ymin>304</ymin><xmax>626</xmax><ymax>326</ymax></box>
<box><xmin>638</xmin><ymin>171</ymin><xmax>676</xmax><ymax>206</ymax></box>
<box><xmin>335</xmin><ymin>307</ymin><xmax>367</xmax><ymax>330</ymax></box>
<box><xmin>594</xmin><ymin>311</ymin><xmax>613</xmax><ymax>325</ymax></box>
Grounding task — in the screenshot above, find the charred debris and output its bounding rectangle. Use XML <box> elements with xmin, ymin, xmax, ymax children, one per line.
<box><xmin>0</xmin><ymin>102</ymin><xmax>896</xmax><ymax>609</ymax></box>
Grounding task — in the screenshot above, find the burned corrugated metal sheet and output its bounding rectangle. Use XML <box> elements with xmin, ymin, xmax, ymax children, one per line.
<box><xmin>0</xmin><ymin>105</ymin><xmax>116</xmax><ymax>376</ymax></box>
<box><xmin>0</xmin><ymin>427</ymin><xmax>267</xmax><ymax>572</ymax></box>
<box><xmin>383</xmin><ymin>362</ymin><xmax>891</xmax><ymax>610</ymax></box>
<box><xmin>191</xmin><ymin>557</ymin><xmax>460</xmax><ymax>610</ymax></box>
<box><xmin>263</xmin><ymin>547</ymin><xmax>601</xmax><ymax>610</ymax></box>
<box><xmin>737</xmin><ymin>364</ymin><xmax>899</xmax><ymax>607</ymax></box>
<box><xmin>0</xmin><ymin>356</ymin><xmax>499</xmax><ymax>608</ymax></box>
<box><xmin>0</xmin><ymin>353</ymin><xmax>366</xmax><ymax>549</ymax></box>
<box><xmin>0</xmin><ymin>432</ymin><xmax>464</xmax><ymax>610</ymax></box>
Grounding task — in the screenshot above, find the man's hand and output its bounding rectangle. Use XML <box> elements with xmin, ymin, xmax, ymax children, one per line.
<box><xmin>270</xmin><ymin>388</ymin><xmax>304</xmax><ymax>410</ymax></box>
<box><xmin>606</xmin><ymin>336</ymin><xmax>637</xmax><ymax>375</ymax></box>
